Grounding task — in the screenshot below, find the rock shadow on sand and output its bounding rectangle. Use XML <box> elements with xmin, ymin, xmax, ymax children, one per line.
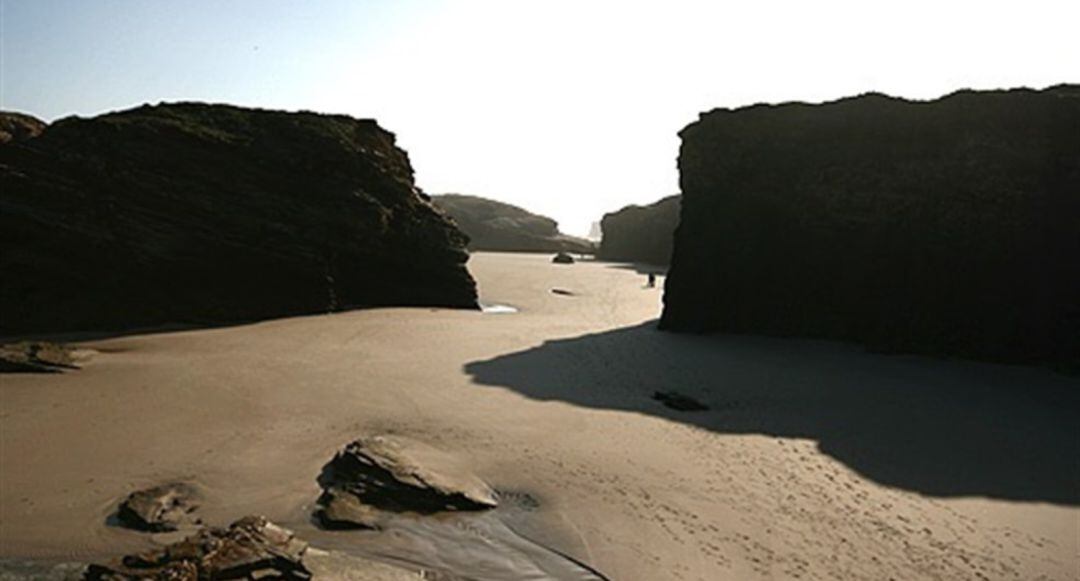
<box><xmin>465</xmin><ymin>321</ymin><xmax>1080</xmax><ymax>505</ymax></box>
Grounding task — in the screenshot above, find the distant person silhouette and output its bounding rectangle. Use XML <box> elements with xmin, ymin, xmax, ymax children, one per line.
<box><xmin>647</xmin><ymin>273</ymin><xmax>656</xmax><ymax>288</ymax></box>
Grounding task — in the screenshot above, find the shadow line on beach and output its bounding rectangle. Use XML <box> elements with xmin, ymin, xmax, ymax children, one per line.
<box><xmin>465</xmin><ymin>320</ymin><xmax>1080</xmax><ymax>505</ymax></box>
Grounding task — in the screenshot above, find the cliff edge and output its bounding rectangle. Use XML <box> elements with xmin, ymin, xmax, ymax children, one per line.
<box><xmin>1</xmin><ymin>103</ymin><xmax>478</xmax><ymax>334</ymax></box>
<box><xmin>661</xmin><ymin>85</ymin><xmax>1080</xmax><ymax>365</ymax></box>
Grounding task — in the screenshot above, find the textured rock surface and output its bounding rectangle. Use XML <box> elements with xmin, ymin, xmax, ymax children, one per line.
<box><xmin>84</xmin><ymin>516</ymin><xmax>311</xmax><ymax>580</ymax></box>
<box><xmin>316</xmin><ymin>435</ymin><xmax>496</xmax><ymax>529</ymax></box>
<box><xmin>1</xmin><ymin>103</ymin><xmax>477</xmax><ymax>335</ymax></box>
<box><xmin>432</xmin><ymin>193</ymin><xmax>594</xmax><ymax>253</ymax></box>
<box><xmin>0</xmin><ymin>112</ymin><xmax>46</xmax><ymax>144</ymax></box>
<box><xmin>0</xmin><ymin>342</ymin><xmax>81</xmax><ymax>373</ymax></box>
<box><xmin>662</xmin><ymin>86</ymin><xmax>1080</xmax><ymax>365</ymax></box>
<box><xmin>598</xmin><ymin>195</ymin><xmax>680</xmax><ymax>265</ymax></box>
<box><xmin>116</xmin><ymin>483</ymin><xmax>201</xmax><ymax>532</ymax></box>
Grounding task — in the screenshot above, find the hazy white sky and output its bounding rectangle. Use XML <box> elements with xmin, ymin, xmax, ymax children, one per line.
<box><xmin>2</xmin><ymin>0</ymin><xmax>1077</xmax><ymax>235</ymax></box>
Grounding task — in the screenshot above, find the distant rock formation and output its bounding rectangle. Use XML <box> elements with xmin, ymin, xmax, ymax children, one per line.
<box><xmin>597</xmin><ymin>195</ymin><xmax>680</xmax><ymax>266</ymax></box>
<box><xmin>431</xmin><ymin>194</ymin><xmax>594</xmax><ymax>254</ymax></box>
<box><xmin>586</xmin><ymin>221</ymin><xmax>603</xmax><ymax>242</ymax></box>
<box><xmin>0</xmin><ymin>103</ymin><xmax>478</xmax><ymax>335</ymax></box>
<box><xmin>661</xmin><ymin>86</ymin><xmax>1080</xmax><ymax>365</ymax></box>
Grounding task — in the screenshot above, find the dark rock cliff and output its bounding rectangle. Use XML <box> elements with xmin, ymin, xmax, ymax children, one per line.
<box><xmin>1</xmin><ymin>103</ymin><xmax>478</xmax><ymax>335</ymax></box>
<box><xmin>598</xmin><ymin>195</ymin><xmax>680</xmax><ymax>266</ymax></box>
<box><xmin>431</xmin><ymin>194</ymin><xmax>594</xmax><ymax>254</ymax></box>
<box><xmin>661</xmin><ymin>85</ymin><xmax>1080</xmax><ymax>365</ymax></box>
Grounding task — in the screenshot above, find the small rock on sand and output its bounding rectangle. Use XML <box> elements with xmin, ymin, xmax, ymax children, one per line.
<box><xmin>116</xmin><ymin>482</ymin><xmax>201</xmax><ymax>532</ymax></box>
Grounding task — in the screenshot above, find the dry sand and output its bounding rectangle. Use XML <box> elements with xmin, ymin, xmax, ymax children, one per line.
<box><xmin>1</xmin><ymin>252</ymin><xmax>1077</xmax><ymax>580</ymax></box>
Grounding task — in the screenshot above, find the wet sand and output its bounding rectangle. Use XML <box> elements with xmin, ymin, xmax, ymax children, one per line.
<box><xmin>1</xmin><ymin>252</ymin><xmax>1077</xmax><ymax>579</ymax></box>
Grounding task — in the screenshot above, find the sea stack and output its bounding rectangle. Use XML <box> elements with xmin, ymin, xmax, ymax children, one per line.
<box><xmin>598</xmin><ymin>195</ymin><xmax>681</xmax><ymax>265</ymax></box>
<box><xmin>661</xmin><ymin>86</ymin><xmax>1080</xmax><ymax>365</ymax></box>
<box><xmin>0</xmin><ymin>104</ymin><xmax>478</xmax><ymax>334</ymax></box>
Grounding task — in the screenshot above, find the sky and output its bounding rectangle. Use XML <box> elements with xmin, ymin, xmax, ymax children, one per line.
<box><xmin>2</xmin><ymin>1</ymin><xmax>1077</xmax><ymax>236</ymax></box>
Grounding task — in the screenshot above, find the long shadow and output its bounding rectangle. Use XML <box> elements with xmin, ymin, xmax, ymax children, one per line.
<box><xmin>465</xmin><ymin>321</ymin><xmax>1080</xmax><ymax>505</ymax></box>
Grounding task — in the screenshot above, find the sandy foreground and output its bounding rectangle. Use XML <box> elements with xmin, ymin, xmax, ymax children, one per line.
<box><xmin>1</xmin><ymin>252</ymin><xmax>1077</xmax><ymax>580</ymax></box>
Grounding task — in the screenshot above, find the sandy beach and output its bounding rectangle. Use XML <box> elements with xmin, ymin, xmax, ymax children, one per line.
<box><xmin>1</xmin><ymin>252</ymin><xmax>1077</xmax><ymax>580</ymax></box>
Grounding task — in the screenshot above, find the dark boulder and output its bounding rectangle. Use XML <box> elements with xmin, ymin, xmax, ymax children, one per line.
<box><xmin>1</xmin><ymin>103</ymin><xmax>477</xmax><ymax>335</ymax></box>
<box><xmin>432</xmin><ymin>193</ymin><xmax>594</xmax><ymax>254</ymax></box>
<box><xmin>661</xmin><ymin>85</ymin><xmax>1080</xmax><ymax>365</ymax></box>
<box><xmin>598</xmin><ymin>195</ymin><xmax>680</xmax><ymax>266</ymax></box>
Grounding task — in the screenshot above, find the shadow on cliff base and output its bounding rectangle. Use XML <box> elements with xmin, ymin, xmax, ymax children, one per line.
<box><xmin>465</xmin><ymin>321</ymin><xmax>1079</xmax><ymax>505</ymax></box>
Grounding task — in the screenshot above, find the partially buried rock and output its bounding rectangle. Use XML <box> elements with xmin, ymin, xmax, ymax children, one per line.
<box><xmin>84</xmin><ymin>515</ymin><xmax>311</xmax><ymax>580</ymax></box>
<box><xmin>552</xmin><ymin>252</ymin><xmax>575</xmax><ymax>264</ymax></box>
<box><xmin>116</xmin><ymin>483</ymin><xmax>201</xmax><ymax>532</ymax></box>
<box><xmin>316</xmin><ymin>435</ymin><xmax>496</xmax><ymax>530</ymax></box>
<box><xmin>0</xmin><ymin>341</ymin><xmax>81</xmax><ymax>373</ymax></box>
<box><xmin>653</xmin><ymin>391</ymin><xmax>709</xmax><ymax>412</ymax></box>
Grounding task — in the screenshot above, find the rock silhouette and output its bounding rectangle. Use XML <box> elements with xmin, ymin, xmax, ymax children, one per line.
<box><xmin>1</xmin><ymin>103</ymin><xmax>477</xmax><ymax>335</ymax></box>
<box><xmin>432</xmin><ymin>193</ymin><xmax>594</xmax><ymax>254</ymax></box>
<box><xmin>598</xmin><ymin>195</ymin><xmax>680</xmax><ymax>266</ymax></box>
<box><xmin>662</xmin><ymin>86</ymin><xmax>1080</xmax><ymax>365</ymax></box>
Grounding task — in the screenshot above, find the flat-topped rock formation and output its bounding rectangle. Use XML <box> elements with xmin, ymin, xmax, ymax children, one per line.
<box><xmin>598</xmin><ymin>194</ymin><xmax>680</xmax><ymax>266</ymax></box>
<box><xmin>432</xmin><ymin>193</ymin><xmax>594</xmax><ymax>254</ymax></box>
<box><xmin>0</xmin><ymin>103</ymin><xmax>477</xmax><ymax>335</ymax></box>
<box><xmin>661</xmin><ymin>85</ymin><xmax>1080</xmax><ymax>365</ymax></box>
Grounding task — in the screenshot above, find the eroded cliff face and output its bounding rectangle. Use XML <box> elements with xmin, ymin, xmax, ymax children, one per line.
<box><xmin>0</xmin><ymin>103</ymin><xmax>477</xmax><ymax>335</ymax></box>
<box><xmin>598</xmin><ymin>195</ymin><xmax>680</xmax><ymax>266</ymax></box>
<box><xmin>661</xmin><ymin>86</ymin><xmax>1080</xmax><ymax>365</ymax></box>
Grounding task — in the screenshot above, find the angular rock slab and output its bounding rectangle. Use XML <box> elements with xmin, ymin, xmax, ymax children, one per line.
<box><xmin>85</xmin><ymin>515</ymin><xmax>311</xmax><ymax>580</ymax></box>
<box><xmin>316</xmin><ymin>435</ymin><xmax>496</xmax><ymax>529</ymax></box>
<box><xmin>116</xmin><ymin>483</ymin><xmax>201</xmax><ymax>532</ymax></box>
